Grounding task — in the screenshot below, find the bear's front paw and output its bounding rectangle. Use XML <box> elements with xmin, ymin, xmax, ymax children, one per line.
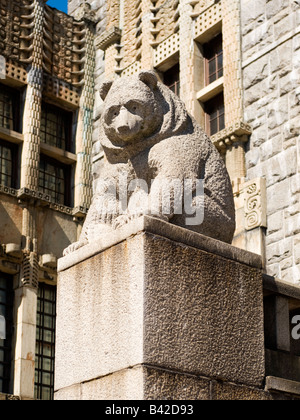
<box><xmin>112</xmin><ymin>214</ymin><xmax>132</xmax><ymax>230</ymax></box>
<box><xmin>63</xmin><ymin>240</ymin><xmax>88</xmax><ymax>256</ymax></box>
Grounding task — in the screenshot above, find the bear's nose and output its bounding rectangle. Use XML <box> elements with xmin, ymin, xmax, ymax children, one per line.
<box><xmin>117</xmin><ymin>125</ymin><xmax>130</xmax><ymax>134</ymax></box>
<box><xmin>116</xmin><ymin>107</ymin><xmax>131</xmax><ymax>133</ymax></box>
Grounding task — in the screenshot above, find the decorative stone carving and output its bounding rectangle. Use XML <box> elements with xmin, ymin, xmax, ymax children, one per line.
<box><xmin>64</xmin><ymin>71</ymin><xmax>235</xmax><ymax>254</ymax></box>
<box><xmin>96</xmin><ymin>27</ymin><xmax>122</xmax><ymax>51</ymax></box>
<box><xmin>73</xmin><ymin>2</ymin><xmax>96</xmax><ymax>22</ymax></box>
<box><xmin>244</xmin><ymin>178</ymin><xmax>267</xmax><ymax>231</ymax></box>
<box><xmin>20</xmin><ymin>252</ymin><xmax>39</xmax><ymax>289</ymax></box>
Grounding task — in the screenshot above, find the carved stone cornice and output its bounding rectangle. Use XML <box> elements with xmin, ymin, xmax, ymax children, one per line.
<box><xmin>211</xmin><ymin>120</ymin><xmax>252</xmax><ymax>152</ymax></box>
<box><xmin>96</xmin><ymin>27</ymin><xmax>122</xmax><ymax>51</ymax></box>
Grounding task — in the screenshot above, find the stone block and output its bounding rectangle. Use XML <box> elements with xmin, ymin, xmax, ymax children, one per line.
<box><xmin>294</xmin><ymin>235</ymin><xmax>300</xmax><ymax>265</ymax></box>
<box><xmin>266</xmin><ymin>237</ymin><xmax>293</xmax><ymax>265</ymax></box>
<box><xmin>56</xmin><ymin>366</ymin><xmax>212</xmax><ymax>401</ymax></box>
<box><xmin>267</xmin><ymin>178</ymin><xmax>291</xmax><ymax>214</ymax></box>
<box><xmin>267</xmin><ymin>211</ymin><xmax>284</xmax><ymax>235</ymax></box>
<box><xmin>55</xmin><ymin>216</ymin><xmax>265</xmax><ymax>400</ymax></box>
<box><xmin>211</xmin><ymin>380</ymin><xmax>270</xmax><ymax>400</ymax></box>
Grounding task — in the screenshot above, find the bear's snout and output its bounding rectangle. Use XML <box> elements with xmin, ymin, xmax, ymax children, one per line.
<box><xmin>115</xmin><ymin>106</ymin><xmax>142</xmax><ymax>140</ymax></box>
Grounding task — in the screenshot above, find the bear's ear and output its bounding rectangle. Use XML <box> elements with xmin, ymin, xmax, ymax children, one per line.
<box><xmin>99</xmin><ymin>80</ymin><xmax>113</xmax><ymax>101</ymax></box>
<box><xmin>138</xmin><ymin>71</ymin><xmax>158</xmax><ymax>90</ymax></box>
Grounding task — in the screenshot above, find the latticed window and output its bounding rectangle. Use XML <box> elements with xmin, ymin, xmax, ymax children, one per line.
<box><xmin>39</xmin><ymin>156</ymin><xmax>71</xmax><ymax>206</ymax></box>
<box><xmin>40</xmin><ymin>103</ymin><xmax>73</xmax><ymax>152</ymax></box>
<box><xmin>205</xmin><ymin>92</ymin><xmax>225</xmax><ymax>136</ymax></box>
<box><xmin>0</xmin><ymin>85</ymin><xmax>20</xmax><ymax>132</ymax></box>
<box><xmin>164</xmin><ymin>63</ymin><xmax>180</xmax><ymax>97</ymax></box>
<box><xmin>204</xmin><ymin>34</ymin><xmax>223</xmax><ymax>85</ymax></box>
<box><xmin>0</xmin><ymin>273</ymin><xmax>13</xmax><ymax>394</ymax></box>
<box><xmin>35</xmin><ymin>283</ymin><xmax>56</xmax><ymax>401</ymax></box>
<box><xmin>0</xmin><ymin>139</ymin><xmax>18</xmax><ymax>188</ymax></box>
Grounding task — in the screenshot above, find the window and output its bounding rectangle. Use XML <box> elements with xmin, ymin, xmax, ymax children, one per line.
<box><xmin>39</xmin><ymin>156</ymin><xmax>71</xmax><ymax>206</ymax></box>
<box><xmin>164</xmin><ymin>63</ymin><xmax>180</xmax><ymax>97</ymax></box>
<box><xmin>203</xmin><ymin>34</ymin><xmax>223</xmax><ymax>85</ymax></box>
<box><xmin>40</xmin><ymin>103</ymin><xmax>73</xmax><ymax>152</ymax></box>
<box><xmin>0</xmin><ymin>274</ymin><xmax>13</xmax><ymax>394</ymax></box>
<box><xmin>35</xmin><ymin>283</ymin><xmax>56</xmax><ymax>401</ymax></box>
<box><xmin>204</xmin><ymin>92</ymin><xmax>225</xmax><ymax>136</ymax></box>
<box><xmin>0</xmin><ymin>84</ymin><xmax>20</xmax><ymax>132</ymax></box>
<box><xmin>0</xmin><ymin>139</ymin><xmax>18</xmax><ymax>188</ymax></box>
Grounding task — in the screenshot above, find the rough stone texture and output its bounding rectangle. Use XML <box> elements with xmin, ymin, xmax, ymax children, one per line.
<box><xmin>241</xmin><ymin>0</ymin><xmax>300</xmax><ymax>284</ymax></box>
<box><xmin>55</xmin><ymin>216</ymin><xmax>265</xmax><ymax>400</ymax></box>
<box><xmin>65</xmin><ymin>71</ymin><xmax>235</xmax><ymax>254</ymax></box>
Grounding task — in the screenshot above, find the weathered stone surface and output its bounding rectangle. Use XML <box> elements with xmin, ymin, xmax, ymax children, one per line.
<box><xmin>65</xmin><ymin>71</ymin><xmax>235</xmax><ymax>255</ymax></box>
<box><xmin>242</xmin><ymin>0</ymin><xmax>300</xmax><ymax>284</ymax></box>
<box><xmin>55</xmin><ymin>216</ymin><xmax>265</xmax><ymax>399</ymax></box>
<box><xmin>55</xmin><ymin>366</ymin><xmax>212</xmax><ymax>400</ymax></box>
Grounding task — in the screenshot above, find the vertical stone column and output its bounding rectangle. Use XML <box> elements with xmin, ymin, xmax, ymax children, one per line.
<box><xmin>179</xmin><ymin>0</ymin><xmax>195</xmax><ymax>115</ymax></box>
<box><xmin>222</xmin><ymin>0</ymin><xmax>243</xmax><ymax>127</ymax></box>
<box><xmin>15</xmin><ymin>0</ymin><xmax>45</xmax><ymax>399</ymax></box>
<box><xmin>13</xmin><ymin>283</ymin><xmax>38</xmax><ymax>399</ymax></box>
<box><xmin>225</xmin><ymin>136</ymin><xmax>247</xmax><ymax>181</ymax></box>
<box><xmin>222</xmin><ymin>0</ymin><xmax>247</xmax><ymax>184</ymax></box>
<box><xmin>20</xmin><ymin>0</ymin><xmax>44</xmax><ymax>191</ymax></box>
<box><xmin>73</xmin><ymin>9</ymin><xmax>96</xmax><ymax>213</ymax></box>
<box><xmin>13</xmin><ymin>205</ymin><xmax>39</xmax><ymax>399</ymax></box>
<box><xmin>140</xmin><ymin>0</ymin><xmax>153</xmax><ymax>70</ymax></box>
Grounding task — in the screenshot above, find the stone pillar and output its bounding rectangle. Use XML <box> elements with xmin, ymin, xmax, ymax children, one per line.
<box><xmin>20</xmin><ymin>0</ymin><xmax>44</xmax><ymax>191</ymax></box>
<box><xmin>222</xmin><ymin>0</ymin><xmax>243</xmax><ymax>127</ymax></box>
<box><xmin>17</xmin><ymin>9</ymin><xmax>44</xmax><ymax>394</ymax></box>
<box><xmin>13</xmin><ymin>284</ymin><xmax>37</xmax><ymax>399</ymax></box>
<box><xmin>140</xmin><ymin>0</ymin><xmax>153</xmax><ymax>70</ymax></box>
<box><xmin>13</xmin><ymin>204</ymin><xmax>39</xmax><ymax>399</ymax></box>
<box><xmin>179</xmin><ymin>0</ymin><xmax>195</xmax><ymax>114</ymax></box>
<box><xmin>73</xmin><ymin>6</ymin><xmax>96</xmax><ymax>214</ymax></box>
<box><xmin>55</xmin><ymin>216</ymin><xmax>265</xmax><ymax>400</ymax></box>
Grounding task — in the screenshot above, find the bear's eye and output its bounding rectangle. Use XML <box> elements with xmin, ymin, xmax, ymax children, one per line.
<box><xmin>127</xmin><ymin>101</ymin><xmax>139</xmax><ymax>113</ymax></box>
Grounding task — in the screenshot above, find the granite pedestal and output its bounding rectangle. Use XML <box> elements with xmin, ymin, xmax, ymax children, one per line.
<box><xmin>54</xmin><ymin>216</ymin><xmax>265</xmax><ymax>400</ymax></box>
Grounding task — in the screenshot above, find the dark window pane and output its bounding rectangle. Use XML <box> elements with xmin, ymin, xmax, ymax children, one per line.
<box><xmin>35</xmin><ymin>283</ymin><xmax>56</xmax><ymax>401</ymax></box>
<box><xmin>204</xmin><ymin>34</ymin><xmax>223</xmax><ymax>86</ymax></box>
<box><xmin>164</xmin><ymin>63</ymin><xmax>180</xmax><ymax>97</ymax></box>
<box><xmin>205</xmin><ymin>92</ymin><xmax>225</xmax><ymax>136</ymax></box>
<box><xmin>217</xmin><ymin>52</ymin><xmax>223</xmax><ymax>78</ymax></box>
<box><xmin>0</xmin><ymin>140</ymin><xmax>18</xmax><ymax>188</ymax></box>
<box><xmin>39</xmin><ymin>156</ymin><xmax>71</xmax><ymax>206</ymax></box>
<box><xmin>210</xmin><ymin>118</ymin><xmax>218</xmax><ymax>135</ymax></box>
<box><xmin>40</xmin><ymin>103</ymin><xmax>73</xmax><ymax>152</ymax></box>
<box><xmin>0</xmin><ymin>273</ymin><xmax>13</xmax><ymax>394</ymax></box>
<box><xmin>0</xmin><ymin>85</ymin><xmax>20</xmax><ymax>132</ymax></box>
<box><xmin>219</xmin><ymin>112</ymin><xmax>225</xmax><ymax>131</ymax></box>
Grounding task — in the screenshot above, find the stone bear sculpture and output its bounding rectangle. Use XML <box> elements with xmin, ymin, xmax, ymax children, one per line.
<box><xmin>64</xmin><ymin>71</ymin><xmax>235</xmax><ymax>255</ymax></box>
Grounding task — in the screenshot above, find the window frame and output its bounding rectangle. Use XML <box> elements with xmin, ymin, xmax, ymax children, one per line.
<box><xmin>203</xmin><ymin>34</ymin><xmax>223</xmax><ymax>86</ymax></box>
<box><xmin>40</xmin><ymin>102</ymin><xmax>74</xmax><ymax>153</ymax></box>
<box><xmin>204</xmin><ymin>92</ymin><xmax>225</xmax><ymax>136</ymax></box>
<box><xmin>0</xmin><ymin>84</ymin><xmax>21</xmax><ymax>133</ymax></box>
<box><xmin>34</xmin><ymin>282</ymin><xmax>56</xmax><ymax>401</ymax></box>
<box><xmin>39</xmin><ymin>154</ymin><xmax>72</xmax><ymax>207</ymax></box>
<box><xmin>0</xmin><ymin>138</ymin><xmax>19</xmax><ymax>189</ymax></box>
<box><xmin>163</xmin><ymin>63</ymin><xmax>180</xmax><ymax>97</ymax></box>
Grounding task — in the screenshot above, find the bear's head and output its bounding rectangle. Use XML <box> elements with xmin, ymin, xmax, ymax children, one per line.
<box><xmin>100</xmin><ymin>71</ymin><xmax>164</xmax><ymax>148</ymax></box>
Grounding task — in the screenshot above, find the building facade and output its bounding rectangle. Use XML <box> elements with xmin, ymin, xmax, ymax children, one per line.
<box><xmin>0</xmin><ymin>0</ymin><xmax>299</xmax><ymax>400</ymax></box>
<box><xmin>0</xmin><ymin>0</ymin><xmax>95</xmax><ymax>399</ymax></box>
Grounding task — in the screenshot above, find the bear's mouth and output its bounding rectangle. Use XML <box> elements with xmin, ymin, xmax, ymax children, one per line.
<box><xmin>117</xmin><ymin>126</ymin><xmax>131</xmax><ymax>136</ymax></box>
<box><xmin>116</xmin><ymin>124</ymin><xmax>141</xmax><ymax>142</ymax></box>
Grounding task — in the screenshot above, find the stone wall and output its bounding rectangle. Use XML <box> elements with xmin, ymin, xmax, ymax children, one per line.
<box><xmin>241</xmin><ymin>0</ymin><xmax>300</xmax><ymax>284</ymax></box>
